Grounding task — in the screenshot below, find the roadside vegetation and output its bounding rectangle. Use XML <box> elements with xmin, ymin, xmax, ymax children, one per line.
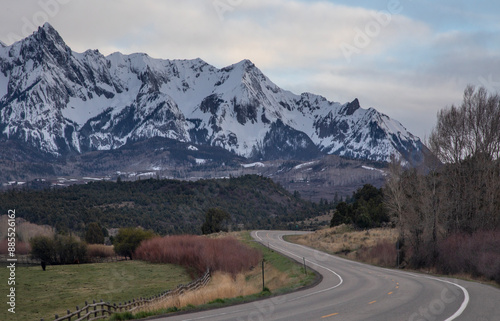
<box><xmin>135</xmin><ymin>234</ymin><xmax>261</xmax><ymax>276</ymax></box>
<box><xmin>116</xmin><ymin>232</ymin><xmax>316</xmax><ymax>319</ymax></box>
<box><xmin>1</xmin><ymin>229</ymin><xmax>316</xmax><ymax>321</ymax></box>
<box><xmin>288</xmin><ymin>225</ymin><xmax>399</xmax><ymax>267</ymax></box>
<box><xmin>385</xmin><ymin>85</ymin><xmax>500</xmax><ymax>284</ymax></box>
<box><xmin>298</xmin><ymin>85</ymin><xmax>500</xmax><ymax>285</ymax></box>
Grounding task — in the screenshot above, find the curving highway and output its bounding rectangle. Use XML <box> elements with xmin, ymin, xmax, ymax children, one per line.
<box><xmin>155</xmin><ymin>230</ymin><xmax>500</xmax><ymax>321</ymax></box>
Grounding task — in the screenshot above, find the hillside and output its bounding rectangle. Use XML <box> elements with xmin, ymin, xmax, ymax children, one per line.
<box><xmin>0</xmin><ymin>175</ymin><xmax>331</xmax><ymax>234</ymax></box>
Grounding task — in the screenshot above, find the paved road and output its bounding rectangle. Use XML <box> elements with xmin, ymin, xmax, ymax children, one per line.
<box><xmin>155</xmin><ymin>230</ymin><xmax>500</xmax><ymax>321</ymax></box>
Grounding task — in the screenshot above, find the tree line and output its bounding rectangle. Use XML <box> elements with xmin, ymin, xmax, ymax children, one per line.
<box><xmin>385</xmin><ymin>86</ymin><xmax>500</xmax><ymax>281</ymax></box>
<box><xmin>0</xmin><ymin>175</ymin><xmax>333</xmax><ymax>235</ymax></box>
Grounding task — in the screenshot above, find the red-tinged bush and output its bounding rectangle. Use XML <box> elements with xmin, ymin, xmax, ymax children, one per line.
<box><xmin>135</xmin><ymin>235</ymin><xmax>262</xmax><ymax>276</ymax></box>
<box><xmin>437</xmin><ymin>230</ymin><xmax>500</xmax><ymax>283</ymax></box>
<box><xmin>0</xmin><ymin>239</ymin><xmax>30</xmax><ymax>255</ymax></box>
<box><xmin>357</xmin><ymin>239</ymin><xmax>397</xmax><ymax>267</ymax></box>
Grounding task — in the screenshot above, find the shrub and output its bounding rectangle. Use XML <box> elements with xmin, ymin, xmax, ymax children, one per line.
<box><xmin>0</xmin><ymin>239</ymin><xmax>30</xmax><ymax>255</ymax></box>
<box><xmin>30</xmin><ymin>234</ymin><xmax>87</xmax><ymax>264</ymax></box>
<box><xmin>201</xmin><ymin>208</ymin><xmax>231</xmax><ymax>235</ymax></box>
<box><xmin>30</xmin><ymin>235</ymin><xmax>55</xmax><ymax>263</ymax></box>
<box><xmin>356</xmin><ymin>239</ymin><xmax>397</xmax><ymax>267</ymax></box>
<box><xmin>135</xmin><ymin>235</ymin><xmax>261</xmax><ymax>276</ymax></box>
<box><xmin>437</xmin><ymin>230</ymin><xmax>500</xmax><ymax>283</ymax></box>
<box><xmin>113</xmin><ymin>227</ymin><xmax>155</xmax><ymax>259</ymax></box>
<box><xmin>85</xmin><ymin>222</ymin><xmax>105</xmax><ymax>244</ymax></box>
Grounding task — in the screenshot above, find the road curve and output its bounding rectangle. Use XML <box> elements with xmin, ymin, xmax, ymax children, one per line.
<box><xmin>155</xmin><ymin>230</ymin><xmax>500</xmax><ymax>321</ymax></box>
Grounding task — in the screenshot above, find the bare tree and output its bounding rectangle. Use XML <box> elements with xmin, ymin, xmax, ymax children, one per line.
<box><xmin>386</xmin><ymin>85</ymin><xmax>500</xmax><ymax>268</ymax></box>
<box><xmin>429</xmin><ymin>85</ymin><xmax>500</xmax><ymax>163</ymax></box>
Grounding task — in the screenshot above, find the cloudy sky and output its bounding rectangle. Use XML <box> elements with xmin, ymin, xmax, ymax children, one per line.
<box><xmin>1</xmin><ymin>0</ymin><xmax>499</xmax><ymax>139</ymax></box>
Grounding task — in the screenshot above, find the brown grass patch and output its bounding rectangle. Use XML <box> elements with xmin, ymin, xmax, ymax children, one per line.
<box><xmin>137</xmin><ymin>262</ymin><xmax>289</xmax><ymax>314</ymax></box>
<box><xmin>290</xmin><ymin>225</ymin><xmax>398</xmax><ymax>258</ymax></box>
<box><xmin>87</xmin><ymin>244</ymin><xmax>115</xmax><ymax>258</ymax></box>
<box><xmin>356</xmin><ymin>239</ymin><xmax>398</xmax><ymax>267</ymax></box>
<box><xmin>289</xmin><ymin>224</ymin><xmax>399</xmax><ymax>266</ymax></box>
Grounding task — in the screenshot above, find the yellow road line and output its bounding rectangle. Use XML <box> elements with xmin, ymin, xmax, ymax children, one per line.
<box><xmin>321</xmin><ymin>313</ymin><xmax>339</xmax><ymax>318</ymax></box>
<box><xmin>388</xmin><ymin>292</ymin><xmax>393</xmax><ymax>295</ymax></box>
<box><xmin>369</xmin><ymin>300</ymin><xmax>377</xmax><ymax>304</ymax></box>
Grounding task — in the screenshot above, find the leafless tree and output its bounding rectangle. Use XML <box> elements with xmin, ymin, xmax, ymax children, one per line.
<box><xmin>429</xmin><ymin>85</ymin><xmax>500</xmax><ymax>163</ymax></box>
<box><xmin>385</xmin><ymin>85</ymin><xmax>500</xmax><ymax>268</ymax></box>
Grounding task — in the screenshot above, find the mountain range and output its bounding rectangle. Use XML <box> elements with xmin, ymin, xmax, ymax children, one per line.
<box><xmin>0</xmin><ymin>23</ymin><xmax>430</xmax><ymax>169</ymax></box>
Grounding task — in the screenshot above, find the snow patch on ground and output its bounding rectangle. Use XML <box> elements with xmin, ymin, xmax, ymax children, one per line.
<box><xmin>361</xmin><ymin>165</ymin><xmax>387</xmax><ymax>176</ymax></box>
<box><xmin>294</xmin><ymin>161</ymin><xmax>318</xmax><ymax>170</ymax></box>
<box><xmin>241</xmin><ymin>162</ymin><xmax>265</xmax><ymax>168</ymax></box>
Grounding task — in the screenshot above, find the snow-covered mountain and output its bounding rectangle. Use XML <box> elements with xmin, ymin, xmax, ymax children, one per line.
<box><xmin>0</xmin><ymin>23</ymin><xmax>427</xmax><ymax>164</ymax></box>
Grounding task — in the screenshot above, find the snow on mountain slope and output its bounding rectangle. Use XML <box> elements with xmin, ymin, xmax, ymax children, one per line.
<box><xmin>0</xmin><ymin>23</ymin><xmax>427</xmax><ymax>165</ymax></box>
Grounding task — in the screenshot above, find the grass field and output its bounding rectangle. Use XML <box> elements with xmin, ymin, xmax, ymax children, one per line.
<box><xmin>0</xmin><ymin>261</ymin><xmax>191</xmax><ymax>321</ymax></box>
<box><xmin>1</xmin><ymin>232</ymin><xmax>317</xmax><ymax>321</ymax></box>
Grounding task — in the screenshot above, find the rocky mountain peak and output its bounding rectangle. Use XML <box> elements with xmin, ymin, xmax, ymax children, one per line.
<box><xmin>0</xmin><ymin>24</ymin><xmax>428</xmax><ymax>166</ymax></box>
<box><xmin>342</xmin><ymin>98</ymin><xmax>361</xmax><ymax>116</ymax></box>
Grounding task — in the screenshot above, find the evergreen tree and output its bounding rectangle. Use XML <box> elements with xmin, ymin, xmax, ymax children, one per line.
<box><xmin>85</xmin><ymin>222</ymin><xmax>105</xmax><ymax>244</ymax></box>
<box><xmin>201</xmin><ymin>208</ymin><xmax>231</xmax><ymax>234</ymax></box>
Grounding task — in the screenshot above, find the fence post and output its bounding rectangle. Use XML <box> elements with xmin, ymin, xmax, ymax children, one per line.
<box><xmin>262</xmin><ymin>259</ymin><xmax>265</xmax><ymax>291</ymax></box>
<box><xmin>76</xmin><ymin>306</ymin><xmax>80</xmax><ymax>319</ymax></box>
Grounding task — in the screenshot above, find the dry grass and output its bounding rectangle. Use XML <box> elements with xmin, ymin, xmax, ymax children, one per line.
<box><xmin>356</xmin><ymin>239</ymin><xmax>398</xmax><ymax>267</ymax></box>
<box><xmin>290</xmin><ymin>224</ymin><xmax>398</xmax><ymax>258</ymax></box>
<box><xmin>138</xmin><ymin>263</ymin><xmax>290</xmax><ymax>314</ymax></box>
<box><xmin>87</xmin><ymin>244</ymin><xmax>115</xmax><ymax>258</ymax></box>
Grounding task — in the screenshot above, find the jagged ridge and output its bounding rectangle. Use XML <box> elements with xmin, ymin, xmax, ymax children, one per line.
<box><xmin>0</xmin><ymin>23</ymin><xmax>426</xmax><ymax>165</ymax></box>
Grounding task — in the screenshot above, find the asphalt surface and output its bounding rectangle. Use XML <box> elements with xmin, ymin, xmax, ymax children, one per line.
<box><xmin>154</xmin><ymin>230</ymin><xmax>500</xmax><ymax>321</ymax></box>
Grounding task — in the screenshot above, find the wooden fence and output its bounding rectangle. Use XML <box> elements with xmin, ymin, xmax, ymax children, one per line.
<box><xmin>39</xmin><ymin>269</ymin><xmax>211</xmax><ymax>321</ymax></box>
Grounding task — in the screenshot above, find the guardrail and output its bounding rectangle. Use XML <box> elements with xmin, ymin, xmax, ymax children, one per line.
<box><xmin>39</xmin><ymin>269</ymin><xmax>211</xmax><ymax>321</ymax></box>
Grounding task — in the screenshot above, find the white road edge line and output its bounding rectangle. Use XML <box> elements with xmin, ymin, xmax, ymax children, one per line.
<box><xmin>254</xmin><ymin>231</ymin><xmax>343</xmax><ymax>301</ymax></box>
<box><xmin>263</xmin><ymin>230</ymin><xmax>470</xmax><ymax>321</ymax></box>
